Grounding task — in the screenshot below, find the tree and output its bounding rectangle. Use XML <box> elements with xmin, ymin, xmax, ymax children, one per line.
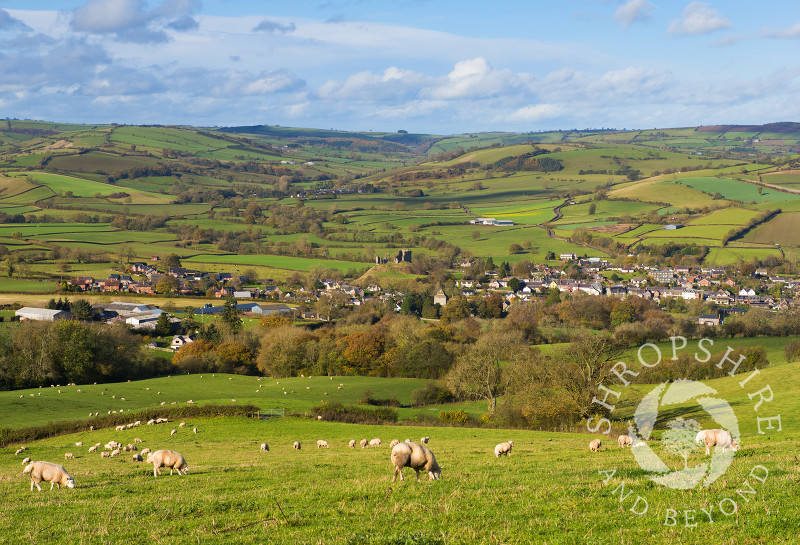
<box><xmin>509</xmin><ymin>243</ymin><xmax>523</xmax><ymax>254</ymax></box>
<box><xmin>220</xmin><ymin>296</ymin><xmax>243</xmax><ymax>333</ymax></box>
<box><xmin>446</xmin><ymin>331</ymin><xmax>521</xmax><ymax>412</ymax></box>
<box><xmin>508</xmin><ymin>277</ymin><xmax>521</xmax><ymax>292</ymax></box>
<box><xmin>155</xmin><ymin>312</ymin><xmax>173</xmax><ymax>337</ymax></box>
<box><xmin>588</xmin><ymin>202</ymin><xmax>597</xmax><ymax>215</ymax></box>
<box><xmin>70</xmin><ymin>299</ymin><xmax>94</xmax><ymax>321</ymax></box>
<box><xmin>163</xmin><ymin>253</ymin><xmax>182</xmax><ymax>270</ymax></box>
<box><xmin>156</xmin><ymin>275</ymin><xmax>180</xmax><ymax>295</ymax></box>
<box><xmin>610</xmin><ymin>300</ymin><xmax>635</xmax><ymax>328</ymax></box>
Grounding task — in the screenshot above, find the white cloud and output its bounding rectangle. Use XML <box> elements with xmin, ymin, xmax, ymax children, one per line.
<box><xmin>70</xmin><ymin>0</ymin><xmax>200</xmax><ymax>43</ymax></box>
<box><xmin>0</xmin><ymin>8</ymin><xmax>31</xmax><ymax>31</ymax></box>
<box><xmin>669</xmin><ymin>2</ymin><xmax>731</xmax><ymax>36</ymax></box>
<box><xmin>253</xmin><ymin>19</ymin><xmax>296</xmax><ymax>34</ymax></box>
<box><xmin>614</xmin><ymin>0</ymin><xmax>653</xmax><ymax>29</ymax></box>
<box><xmin>423</xmin><ymin>57</ymin><xmax>523</xmax><ymax>100</ymax></box>
<box><xmin>762</xmin><ymin>22</ymin><xmax>800</xmax><ymax>39</ymax></box>
<box><xmin>317</xmin><ymin>67</ymin><xmax>428</xmax><ymax>101</ymax></box>
<box><xmin>510</xmin><ymin>103</ymin><xmax>565</xmax><ymax>122</ymax></box>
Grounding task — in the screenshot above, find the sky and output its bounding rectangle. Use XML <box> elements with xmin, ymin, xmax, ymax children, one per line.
<box><xmin>1</xmin><ymin>0</ymin><xmax>800</xmax><ymax>134</ymax></box>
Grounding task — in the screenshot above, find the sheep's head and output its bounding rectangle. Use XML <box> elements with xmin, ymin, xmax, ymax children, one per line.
<box><xmin>181</xmin><ymin>467</ymin><xmax>189</xmax><ymax>475</ymax></box>
<box><xmin>65</xmin><ymin>478</ymin><xmax>75</xmax><ymax>489</ymax></box>
<box><xmin>731</xmin><ymin>440</ymin><xmax>739</xmax><ymax>452</ymax></box>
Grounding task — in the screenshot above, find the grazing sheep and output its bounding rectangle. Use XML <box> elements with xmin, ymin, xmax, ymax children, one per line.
<box><xmin>146</xmin><ymin>450</ymin><xmax>189</xmax><ymax>477</ymax></box>
<box><xmin>260</xmin><ymin>443</ymin><xmax>269</xmax><ymax>452</ymax></box>
<box><xmin>127</xmin><ymin>444</ymin><xmax>137</xmax><ymax>451</ymax></box>
<box><xmin>21</xmin><ymin>457</ymin><xmax>31</xmax><ymax>465</ymax></box>
<box><xmin>390</xmin><ymin>442</ymin><xmax>442</xmax><ymax>482</ymax></box>
<box><xmin>23</xmin><ymin>461</ymin><xmax>75</xmax><ymax>491</ymax></box>
<box><xmin>390</xmin><ymin>439</ymin><xmax>400</xmax><ymax>448</ymax></box>
<box><xmin>141</xmin><ymin>448</ymin><xmax>151</xmax><ymax>456</ymax></box>
<box><xmin>317</xmin><ymin>440</ymin><xmax>329</xmax><ymax>449</ymax></box>
<box><xmin>193</xmin><ymin>428</ymin><xmax>198</xmax><ymax>433</ymax></box>
<box><xmin>293</xmin><ymin>441</ymin><xmax>301</xmax><ymax>450</ymax></box>
<box><xmin>420</xmin><ymin>437</ymin><xmax>430</xmax><ymax>445</ymax></box>
<box><xmin>369</xmin><ymin>438</ymin><xmax>382</xmax><ymax>448</ymax></box>
<box><xmin>589</xmin><ymin>439</ymin><xmax>602</xmax><ymax>452</ymax></box>
<box><xmin>101</xmin><ymin>451</ymin><xmax>110</xmax><ymax>459</ymax></box>
<box><xmin>179</xmin><ymin>422</ymin><xmax>186</xmax><ymax>428</ymax></box>
<box><xmin>75</xmin><ymin>442</ymin><xmax>83</xmax><ymax>447</ymax></box>
<box><xmin>633</xmin><ymin>441</ymin><xmax>646</xmax><ymax>447</ymax></box>
<box><xmin>360</xmin><ymin>439</ymin><xmax>368</xmax><ymax>448</ymax></box>
<box><xmin>111</xmin><ymin>449</ymin><xmax>121</xmax><ymax>457</ymax></box>
<box><xmin>88</xmin><ymin>445</ymin><xmax>97</xmax><ymax>453</ymax></box>
<box><xmin>349</xmin><ymin>440</ymin><xmax>356</xmax><ymax>448</ymax></box>
<box><xmin>132</xmin><ymin>453</ymin><xmax>143</xmax><ymax>462</ymax></box>
<box><xmin>494</xmin><ymin>441</ymin><xmax>514</xmax><ymax>458</ymax></box>
<box><xmin>187</xmin><ymin>400</ymin><xmax>194</xmax><ymax>404</ymax></box>
<box><xmin>134</xmin><ymin>438</ymin><xmax>143</xmax><ymax>443</ymax></box>
<box><xmin>15</xmin><ymin>448</ymin><xmax>25</xmax><ymax>455</ymax></box>
<box><xmin>171</xmin><ymin>429</ymin><xmax>177</xmax><ymax>436</ymax></box>
<box><xmin>64</xmin><ymin>453</ymin><xmax>74</xmax><ymax>460</ymax></box>
<box><xmin>697</xmin><ymin>429</ymin><xmax>739</xmax><ymax>455</ymax></box>
<box><xmin>618</xmin><ymin>435</ymin><xmax>633</xmax><ymax>448</ymax></box>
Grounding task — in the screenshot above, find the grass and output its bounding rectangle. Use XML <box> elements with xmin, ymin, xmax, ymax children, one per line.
<box><xmin>740</xmin><ymin>212</ymin><xmax>800</xmax><ymax>246</ymax></box>
<box><xmin>677</xmin><ymin>177</ymin><xmax>800</xmax><ymax>204</ymax></box>
<box><xmin>183</xmin><ymin>254</ymin><xmax>371</xmax><ymax>273</ymax></box>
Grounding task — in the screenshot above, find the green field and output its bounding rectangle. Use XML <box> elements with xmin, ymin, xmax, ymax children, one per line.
<box><xmin>677</xmin><ymin>177</ymin><xmax>800</xmax><ymax>203</ymax></box>
<box><xmin>183</xmin><ymin>254</ymin><xmax>372</xmax><ymax>273</ymax></box>
<box><xmin>741</xmin><ymin>212</ymin><xmax>800</xmax><ymax>246</ymax></box>
<box><xmin>0</xmin><ymin>360</ymin><xmax>797</xmax><ymax>543</ymax></box>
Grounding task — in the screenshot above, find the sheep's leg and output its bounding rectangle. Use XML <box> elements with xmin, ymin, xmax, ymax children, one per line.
<box><xmin>414</xmin><ymin>469</ymin><xmax>420</xmax><ymax>482</ymax></box>
<box><xmin>392</xmin><ymin>467</ymin><xmax>399</xmax><ymax>483</ymax></box>
<box><xmin>705</xmin><ymin>444</ymin><xmax>711</xmax><ymax>455</ymax></box>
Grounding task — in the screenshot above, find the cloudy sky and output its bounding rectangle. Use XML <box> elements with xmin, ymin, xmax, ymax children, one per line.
<box><xmin>1</xmin><ymin>0</ymin><xmax>800</xmax><ymax>133</ymax></box>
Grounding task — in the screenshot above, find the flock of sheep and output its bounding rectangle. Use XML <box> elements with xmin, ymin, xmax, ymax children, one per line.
<box><xmin>587</xmin><ymin>429</ymin><xmax>738</xmax><ymax>453</ymax></box>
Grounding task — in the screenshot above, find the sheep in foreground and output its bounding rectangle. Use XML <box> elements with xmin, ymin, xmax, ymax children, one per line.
<box><xmin>389</xmin><ymin>439</ymin><xmax>399</xmax><ymax>448</ymax></box>
<box><xmin>146</xmin><ymin>450</ymin><xmax>189</xmax><ymax>477</ymax></box>
<box><xmin>617</xmin><ymin>435</ymin><xmax>633</xmax><ymax>448</ymax></box>
<box><xmin>293</xmin><ymin>441</ymin><xmax>301</xmax><ymax>450</ymax></box>
<box><xmin>369</xmin><ymin>438</ymin><xmax>382</xmax><ymax>447</ymax></box>
<box><xmin>23</xmin><ymin>461</ymin><xmax>75</xmax><ymax>491</ymax></box>
<box><xmin>349</xmin><ymin>440</ymin><xmax>356</xmax><ymax>448</ymax></box>
<box><xmin>260</xmin><ymin>443</ymin><xmax>269</xmax><ymax>452</ymax></box>
<box><xmin>589</xmin><ymin>439</ymin><xmax>602</xmax><ymax>452</ymax></box>
<box><xmin>359</xmin><ymin>439</ymin><xmax>368</xmax><ymax>448</ymax></box>
<box><xmin>317</xmin><ymin>440</ymin><xmax>329</xmax><ymax>448</ymax></box>
<box><xmin>494</xmin><ymin>441</ymin><xmax>514</xmax><ymax>458</ymax></box>
<box><xmin>696</xmin><ymin>429</ymin><xmax>739</xmax><ymax>455</ymax></box>
<box><xmin>390</xmin><ymin>442</ymin><xmax>442</xmax><ymax>482</ymax></box>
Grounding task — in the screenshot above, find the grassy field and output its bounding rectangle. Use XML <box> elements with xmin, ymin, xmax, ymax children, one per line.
<box><xmin>0</xmin><ymin>362</ymin><xmax>797</xmax><ymax>543</ymax></box>
<box><xmin>741</xmin><ymin>212</ymin><xmax>800</xmax><ymax>246</ymax></box>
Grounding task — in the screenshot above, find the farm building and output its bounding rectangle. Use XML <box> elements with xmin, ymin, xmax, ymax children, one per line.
<box><xmin>233</xmin><ymin>291</ymin><xmax>254</xmax><ymax>299</ymax></box>
<box><xmin>15</xmin><ymin>307</ymin><xmax>73</xmax><ymax>322</ymax></box>
<box><xmin>469</xmin><ymin>218</ymin><xmax>515</xmax><ymax>226</ymax></box>
<box><xmin>433</xmin><ymin>290</ymin><xmax>448</xmax><ymax>306</ymax></box>
<box><xmin>171</xmin><ymin>335</ymin><xmax>194</xmax><ymax>350</ymax></box>
<box><xmin>664</xmin><ymin>224</ymin><xmax>683</xmax><ymax>229</ymax></box>
<box><xmin>194</xmin><ymin>302</ymin><xmax>292</xmax><ymax>316</ymax></box>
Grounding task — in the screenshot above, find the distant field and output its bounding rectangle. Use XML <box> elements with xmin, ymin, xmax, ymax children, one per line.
<box><xmin>740</xmin><ymin>212</ymin><xmax>800</xmax><ymax>246</ymax></box>
<box><xmin>0</xmin><ymin>278</ymin><xmax>57</xmax><ymax>293</ymax></box>
<box><xmin>704</xmin><ymin>247</ymin><xmax>783</xmax><ymax>264</ymax></box>
<box><xmin>9</xmin><ymin>171</ymin><xmax>171</xmax><ymax>204</ymax></box>
<box><xmin>183</xmin><ymin>254</ymin><xmax>371</xmax><ymax>273</ymax></box>
<box><xmin>688</xmin><ymin>207</ymin><xmax>760</xmax><ymax>225</ymax></box>
<box><xmin>609</xmin><ymin>180</ymin><xmax>718</xmax><ymax>207</ymax></box>
<box><xmin>678</xmin><ymin>177</ymin><xmax>800</xmax><ymax>203</ymax></box>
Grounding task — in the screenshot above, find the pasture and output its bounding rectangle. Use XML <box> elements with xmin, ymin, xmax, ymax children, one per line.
<box><xmin>0</xmin><ymin>395</ymin><xmax>796</xmax><ymax>543</ymax></box>
<box><xmin>741</xmin><ymin>212</ymin><xmax>800</xmax><ymax>246</ymax></box>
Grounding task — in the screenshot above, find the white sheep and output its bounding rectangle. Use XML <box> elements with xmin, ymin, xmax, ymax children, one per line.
<box><xmin>293</xmin><ymin>441</ymin><xmax>301</xmax><ymax>450</ymax></box>
<box><xmin>75</xmin><ymin>442</ymin><xmax>83</xmax><ymax>447</ymax></box>
<box><xmin>134</xmin><ymin>438</ymin><xmax>143</xmax><ymax>443</ymax></box>
<box><xmin>88</xmin><ymin>445</ymin><xmax>97</xmax><ymax>453</ymax></box>
<box><xmin>260</xmin><ymin>443</ymin><xmax>269</xmax><ymax>452</ymax></box>
<box><xmin>193</xmin><ymin>428</ymin><xmax>198</xmax><ymax>433</ymax></box>
<box><xmin>359</xmin><ymin>439</ymin><xmax>368</xmax><ymax>448</ymax></box>
<box><xmin>23</xmin><ymin>461</ymin><xmax>75</xmax><ymax>491</ymax></box>
<box><xmin>696</xmin><ymin>429</ymin><xmax>739</xmax><ymax>455</ymax></box>
<box><xmin>494</xmin><ymin>441</ymin><xmax>513</xmax><ymax>457</ymax></box>
<box><xmin>617</xmin><ymin>435</ymin><xmax>633</xmax><ymax>448</ymax></box>
<box><xmin>111</xmin><ymin>449</ymin><xmax>121</xmax><ymax>457</ymax></box>
<box><xmin>141</xmin><ymin>447</ymin><xmax>152</xmax><ymax>456</ymax></box>
<box><xmin>369</xmin><ymin>438</ymin><xmax>382</xmax><ymax>447</ymax></box>
<box><xmin>64</xmin><ymin>453</ymin><xmax>75</xmax><ymax>460</ymax></box>
<box><xmin>146</xmin><ymin>450</ymin><xmax>189</xmax><ymax>477</ymax></box>
<box><xmin>390</xmin><ymin>439</ymin><xmax>400</xmax><ymax>448</ymax></box>
<box><xmin>21</xmin><ymin>457</ymin><xmax>31</xmax><ymax>465</ymax></box>
<box><xmin>390</xmin><ymin>442</ymin><xmax>442</xmax><ymax>482</ymax></box>
<box><xmin>101</xmin><ymin>451</ymin><xmax>110</xmax><ymax>459</ymax></box>
<box><xmin>132</xmin><ymin>453</ymin><xmax>143</xmax><ymax>462</ymax></box>
<box><xmin>589</xmin><ymin>439</ymin><xmax>602</xmax><ymax>452</ymax></box>
<box><xmin>317</xmin><ymin>440</ymin><xmax>329</xmax><ymax>448</ymax></box>
<box><xmin>420</xmin><ymin>437</ymin><xmax>430</xmax><ymax>445</ymax></box>
<box><xmin>179</xmin><ymin>422</ymin><xmax>186</xmax><ymax>428</ymax></box>
<box><xmin>171</xmin><ymin>429</ymin><xmax>177</xmax><ymax>436</ymax></box>
<box><xmin>349</xmin><ymin>440</ymin><xmax>356</xmax><ymax>448</ymax></box>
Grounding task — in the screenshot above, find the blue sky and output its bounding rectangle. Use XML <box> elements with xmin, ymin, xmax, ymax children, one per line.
<box><xmin>1</xmin><ymin>1</ymin><xmax>800</xmax><ymax>133</ymax></box>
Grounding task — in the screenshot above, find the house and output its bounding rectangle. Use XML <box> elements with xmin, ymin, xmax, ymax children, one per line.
<box><xmin>433</xmin><ymin>290</ymin><xmax>448</xmax><ymax>306</ymax></box>
<box><xmin>15</xmin><ymin>307</ymin><xmax>73</xmax><ymax>322</ymax></box>
<box><xmin>739</xmin><ymin>288</ymin><xmax>757</xmax><ymax>297</ymax></box>
<box><xmin>559</xmin><ymin>253</ymin><xmax>577</xmax><ymax>261</ymax></box>
<box><xmin>171</xmin><ymin>335</ymin><xmax>194</xmax><ymax>350</ymax></box>
<box><xmin>698</xmin><ymin>314</ymin><xmax>721</xmax><ymax>326</ymax></box>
